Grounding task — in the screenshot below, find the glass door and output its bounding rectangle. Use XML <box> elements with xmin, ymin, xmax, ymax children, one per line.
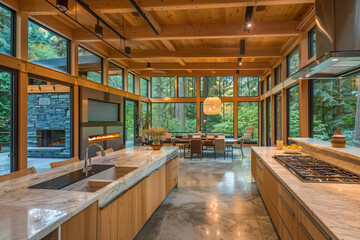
<box><xmin>0</xmin><ymin>70</ymin><xmax>16</xmax><ymax>175</ymax></box>
<box><xmin>125</xmin><ymin>100</ymin><xmax>138</xmax><ymax>148</ymax></box>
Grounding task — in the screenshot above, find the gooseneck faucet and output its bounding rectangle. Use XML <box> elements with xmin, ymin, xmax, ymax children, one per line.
<box><xmin>84</xmin><ymin>143</ymin><xmax>106</xmax><ymax>176</ymax></box>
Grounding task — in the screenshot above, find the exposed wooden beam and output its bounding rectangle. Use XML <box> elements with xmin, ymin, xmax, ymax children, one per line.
<box><xmin>161</xmin><ymin>40</ymin><xmax>176</xmax><ymax>52</ymax></box>
<box><xmin>129</xmin><ymin>62</ymin><xmax>270</xmax><ymax>70</ymax></box>
<box><xmin>74</xmin><ymin>21</ymin><xmax>301</xmax><ymax>41</ymax></box>
<box><xmin>140</xmin><ymin>69</ymin><xmax>265</xmax><ymax>77</ymax></box>
<box><xmin>21</xmin><ymin>0</ymin><xmax>314</xmax><ymax>15</ymax></box>
<box><xmin>110</xmin><ymin>47</ymin><xmax>281</xmax><ymax>59</ymax></box>
<box><xmin>178</xmin><ymin>59</ymin><xmax>186</xmax><ymax>66</ymax></box>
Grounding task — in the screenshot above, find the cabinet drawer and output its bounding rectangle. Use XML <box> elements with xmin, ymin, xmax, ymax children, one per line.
<box><xmin>262</xmin><ymin>166</ymin><xmax>278</xmax><ymax>207</ymax></box>
<box><xmin>298</xmin><ymin>204</ymin><xmax>331</xmax><ymax>240</ymax></box>
<box><xmin>277</xmin><ymin>183</ymin><xmax>297</xmax><ymax>235</ymax></box>
<box><xmin>278</xmin><ymin>216</ymin><xmax>294</xmax><ymax>240</ymax></box>
<box><xmin>256</xmin><ymin>157</ymin><xmax>264</xmax><ymax>183</ymax></box>
<box><xmin>260</xmin><ymin>185</ymin><xmax>280</xmax><ymax>230</ymax></box>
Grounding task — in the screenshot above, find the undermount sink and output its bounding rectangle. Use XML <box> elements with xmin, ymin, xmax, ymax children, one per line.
<box><xmin>29</xmin><ymin>165</ymin><xmax>138</xmax><ymax>192</ymax></box>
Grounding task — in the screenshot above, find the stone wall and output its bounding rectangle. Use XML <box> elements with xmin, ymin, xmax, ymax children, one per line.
<box><xmin>27</xmin><ymin>92</ymin><xmax>71</xmax><ymax>158</ymax></box>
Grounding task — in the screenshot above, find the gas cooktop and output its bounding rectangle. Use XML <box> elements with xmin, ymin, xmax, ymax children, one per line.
<box><xmin>273</xmin><ymin>155</ymin><xmax>360</xmax><ymax>183</ymax></box>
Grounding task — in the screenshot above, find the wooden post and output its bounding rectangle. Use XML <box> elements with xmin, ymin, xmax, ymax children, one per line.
<box><xmin>281</xmin><ymin>88</ymin><xmax>288</xmax><ymax>144</ymax></box>
<box><xmin>196</xmin><ymin>76</ymin><xmax>201</xmax><ymax>132</ymax></box>
<box><xmin>233</xmin><ymin>75</ymin><xmax>238</xmax><ymax>138</ymax></box>
<box><xmin>18</xmin><ymin>71</ymin><xmax>28</xmax><ymax>170</ymax></box>
<box><xmin>299</xmin><ymin>80</ymin><xmax>309</xmax><ymax>137</ymax></box>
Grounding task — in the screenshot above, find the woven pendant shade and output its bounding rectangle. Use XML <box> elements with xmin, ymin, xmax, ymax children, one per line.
<box><xmin>203</xmin><ymin>97</ymin><xmax>222</xmax><ymax>115</ymax></box>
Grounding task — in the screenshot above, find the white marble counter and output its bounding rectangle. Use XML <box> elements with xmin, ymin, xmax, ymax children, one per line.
<box><xmin>0</xmin><ymin>146</ymin><xmax>178</xmax><ymax>240</ymax></box>
<box><xmin>251</xmin><ymin>146</ymin><xmax>360</xmax><ymax>240</ymax></box>
<box><xmin>289</xmin><ymin>137</ymin><xmax>360</xmax><ymax>159</ymax></box>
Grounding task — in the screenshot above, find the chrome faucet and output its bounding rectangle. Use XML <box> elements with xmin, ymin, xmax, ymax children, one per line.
<box><xmin>84</xmin><ymin>143</ymin><xmax>106</xmax><ymax>176</ymax></box>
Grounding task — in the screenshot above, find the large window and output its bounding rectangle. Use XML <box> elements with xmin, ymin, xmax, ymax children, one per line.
<box><xmin>151</xmin><ymin>77</ymin><xmax>175</xmax><ymax>98</ymax></box>
<box><xmin>0</xmin><ymin>4</ymin><xmax>15</xmax><ymax>56</ymax></box>
<box><xmin>287</xmin><ymin>45</ymin><xmax>299</xmax><ymax>77</ymax></box>
<box><xmin>0</xmin><ymin>70</ymin><xmax>16</xmax><ymax>175</ymax></box>
<box><xmin>311</xmin><ymin>77</ymin><xmax>358</xmax><ymax>145</ymax></box>
<box><xmin>266</xmin><ymin>75</ymin><xmax>271</xmax><ymax>91</ymax></box>
<box><xmin>178</xmin><ymin>76</ymin><xmax>196</xmax><ymax>97</ymax></box>
<box><xmin>266</xmin><ymin>97</ymin><xmax>271</xmax><ymax>146</ymax></box>
<box><xmin>201</xmin><ymin>102</ymin><xmax>234</xmax><ymax>136</ymax></box>
<box><xmin>128</xmin><ymin>73</ymin><xmax>135</xmax><ymax>93</ymax></box>
<box><xmin>140</xmin><ymin>78</ymin><xmax>149</xmax><ymax>97</ymax></box>
<box><xmin>152</xmin><ymin>102</ymin><xmax>196</xmax><ymax>134</ymax></box>
<box><xmin>200</xmin><ymin>76</ymin><xmax>233</xmax><ymax>97</ymax></box>
<box><xmin>274</xmin><ymin>64</ymin><xmax>282</xmax><ymax>86</ymax></box>
<box><xmin>261</xmin><ymin>100</ymin><xmax>265</xmax><ymax>146</ymax></box>
<box><xmin>78</xmin><ymin>46</ymin><xmax>103</xmax><ymax>83</ymax></box>
<box><xmin>238</xmin><ymin>77</ymin><xmax>258</xmax><ymax>96</ymax></box>
<box><xmin>238</xmin><ymin>102</ymin><xmax>258</xmax><ymax>142</ymax></box>
<box><xmin>309</xmin><ymin>26</ymin><xmax>316</xmax><ymax>59</ymax></box>
<box><xmin>287</xmin><ymin>84</ymin><xmax>300</xmax><ymax>139</ymax></box>
<box><xmin>275</xmin><ymin>93</ymin><xmax>282</xmax><ymax>141</ymax></box>
<box><xmin>125</xmin><ymin>100</ymin><xmax>138</xmax><ymax>148</ymax></box>
<box><xmin>108</xmin><ymin>62</ymin><xmax>124</xmax><ymax>90</ymax></box>
<box><xmin>27</xmin><ymin>79</ymin><xmax>73</xmax><ymax>172</ymax></box>
<box><xmin>28</xmin><ymin>20</ymin><xmax>70</xmax><ymax>73</ymax></box>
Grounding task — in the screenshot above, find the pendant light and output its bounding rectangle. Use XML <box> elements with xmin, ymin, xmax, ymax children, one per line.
<box><xmin>203</xmin><ymin>96</ymin><xmax>222</xmax><ymax>115</ymax></box>
<box><xmin>56</xmin><ymin>0</ymin><xmax>68</xmax><ymax>12</ymax></box>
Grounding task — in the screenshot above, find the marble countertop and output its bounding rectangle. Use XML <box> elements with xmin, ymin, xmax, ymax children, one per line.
<box><xmin>0</xmin><ymin>146</ymin><xmax>178</xmax><ymax>240</ymax></box>
<box><xmin>252</xmin><ymin>146</ymin><xmax>360</xmax><ymax>240</ymax></box>
<box><xmin>289</xmin><ymin>137</ymin><xmax>360</xmax><ymax>159</ymax></box>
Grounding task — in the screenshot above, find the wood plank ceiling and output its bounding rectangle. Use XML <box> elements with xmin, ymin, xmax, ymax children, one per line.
<box><xmin>22</xmin><ymin>0</ymin><xmax>315</xmax><ymax>77</ymax></box>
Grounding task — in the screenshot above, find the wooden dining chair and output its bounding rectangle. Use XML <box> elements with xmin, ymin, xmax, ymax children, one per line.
<box><xmin>0</xmin><ymin>167</ymin><xmax>37</xmax><ymax>183</ymax></box>
<box><xmin>96</xmin><ymin>148</ymin><xmax>114</xmax><ymax>156</ymax></box>
<box><xmin>190</xmin><ymin>139</ymin><xmax>203</xmax><ymax>160</ymax></box>
<box><xmin>214</xmin><ymin>138</ymin><xmax>226</xmax><ymax>159</ymax></box>
<box><xmin>233</xmin><ymin>137</ymin><xmax>245</xmax><ymax>157</ymax></box>
<box><xmin>50</xmin><ymin>156</ymin><xmax>80</xmax><ymax>168</ymax></box>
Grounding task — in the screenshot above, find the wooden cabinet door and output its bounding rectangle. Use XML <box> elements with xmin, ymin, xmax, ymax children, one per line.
<box><xmin>97</xmin><ymin>199</ymin><xmax>118</xmax><ymax>240</ymax></box>
<box><xmin>61</xmin><ymin>202</ymin><xmax>97</xmax><ymax>240</ymax></box>
<box><xmin>118</xmin><ymin>181</ymin><xmax>146</xmax><ymax>240</ymax></box>
<box><xmin>145</xmin><ymin>165</ymin><xmax>166</xmax><ymax>220</ymax></box>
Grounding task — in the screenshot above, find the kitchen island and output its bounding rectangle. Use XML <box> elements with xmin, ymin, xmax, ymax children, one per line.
<box><xmin>251</xmin><ymin>140</ymin><xmax>360</xmax><ymax>240</ymax></box>
<box><xmin>0</xmin><ymin>146</ymin><xmax>178</xmax><ymax>240</ymax></box>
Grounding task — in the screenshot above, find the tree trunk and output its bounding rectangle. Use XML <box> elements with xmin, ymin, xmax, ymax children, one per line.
<box><xmin>354</xmin><ymin>76</ymin><xmax>360</xmax><ymax>147</ymax></box>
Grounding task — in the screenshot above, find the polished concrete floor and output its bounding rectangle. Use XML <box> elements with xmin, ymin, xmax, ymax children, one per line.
<box><xmin>136</xmin><ymin>147</ymin><xmax>278</xmax><ymax>240</ymax></box>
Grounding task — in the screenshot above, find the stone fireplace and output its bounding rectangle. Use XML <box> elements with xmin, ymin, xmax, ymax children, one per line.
<box><xmin>36</xmin><ymin>130</ymin><xmax>66</xmax><ymax>147</ymax></box>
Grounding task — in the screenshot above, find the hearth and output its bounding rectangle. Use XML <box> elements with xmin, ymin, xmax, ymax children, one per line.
<box><xmin>37</xmin><ymin>130</ymin><xmax>66</xmax><ymax>147</ymax></box>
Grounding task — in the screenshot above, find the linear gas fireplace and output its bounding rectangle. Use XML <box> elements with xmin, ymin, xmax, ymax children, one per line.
<box><xmin>37</xmin><ymin>130</ymin><xmax>66</xmax><ymax>147</ymax></box>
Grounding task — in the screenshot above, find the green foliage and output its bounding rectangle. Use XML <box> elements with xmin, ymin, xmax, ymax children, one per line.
<box><xmin>289</xmin><ymin>85</ymin><xmax>299</xmax><ymax>138</ymax></box>
<box><xmin>0</xmin><ymin>6</ymin><xmax>12</xmax><ymax>55</ymax></box>
<box><xmin>238</xmin><ymin>102</ymin><xmax>258</xmax><ymax>139</ymax></box>
<box><xmin>109</xmin><ymin>75</ymin><xmax>123</xmax><ymax>89</ymax></box>
<box><xmin>140</xmin><ymin>78</ymin><xmax>148</xmax><ymax>97</ymax></box>
<box><xmin>28</xmin><ymin>21</ymin><xmax>68</xmax><ymax>63</ymax></box>
<box><xmin>201</xmin><ymin>102</ymin><xmax>234</xmax><ymax>135</ymax></box>
<box><xmin>125</xmin><ymin>101</ymin><xmax>136</xmax><ymax>142</ymax></box>
<box><xmin>0</xmin><ymin>71</ymin><xmax>11</xmax><ymax>144</ymax></box>
<box><xmin>151</xmin><ymin>77</ymin><xmax>175</xmax><ymax>98</ymax></box>
<box><xmin>200</xmin><ymin>76</ymin><xmax>233</xmax><ymax>97</ymax></box>
<box><xmin>128</xmin><ymin>73</ymin><xmax>134</xmax><ymax>93</ymax></box>
<box><xmin>178</xmin><ymin>77</ymin><xmax>196</xmax><ymax>97</ymax></box>
<box><xmin>238</xmin><ymin>77</ymin><xmax>259</xmax><ymax>96</ymax></box>
<box><xmin>312</xmin><ymin>77</ymin><xmax>358</xmax><ymax>145</ymax></box>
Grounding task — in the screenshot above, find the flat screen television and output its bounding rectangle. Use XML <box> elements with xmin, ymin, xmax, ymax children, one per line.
<box><xmin>88</xmin><ymin>99</ymin><xmax>120</xmax><ymax>122</ymax></box>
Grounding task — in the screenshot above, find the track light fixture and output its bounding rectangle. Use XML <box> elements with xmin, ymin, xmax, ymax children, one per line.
<box><xmin>236</xmin><ymin>70</ymin><xmax>240</xmax><ymax>74</ymax></box>
<box><xmin>94</xmin><ymin>19</ymin><xmax>103</xmax><ymax>38</ymax></box>
<box><xmin>56</xmin><ymin>0</ymin><xmax>68</xmax><ymax>12</ymax></box>
<box><xmin>125</xmin><ymin>46</ymin><xmax>131</xmax><ymax>56</ymax></box>
<box><xmin>244</xmin><ymin>6</ymin><xmax>254</xmax><ymax>32</ymax></box>
<box><xmin>237</xmin><ymin>57</ymin><xmax>243</xmax><ymax>67</ymax></box>
<box><xmin>147</xmin><ymin>62</ymin><xmax>151</xmax><ymax>68</ymax></box>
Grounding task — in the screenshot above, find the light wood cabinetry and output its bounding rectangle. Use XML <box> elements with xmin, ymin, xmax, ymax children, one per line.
<box><xmin>146</xmin><ymin>166</ymin><xmax>166</xmax><ymax>220</ymax></box>
<box><xmin>54</xmin><ymin>157</ymin><xmax>178</xmax><ymax>240</ymax></box>
<box><xmin>61</xmin><ymin>202</ymin><xmax>98</xmax><ymax>240</ymax></box>
<box><xmin>251</xmin><ymin>150</ymin><xmax>331</xmax><ymax>240</ymax></box>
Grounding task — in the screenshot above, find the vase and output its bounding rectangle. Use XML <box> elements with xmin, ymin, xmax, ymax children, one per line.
<box><xmin>331</xmin><ymin>128</ymin><xmax>346</xmax><ymax>148</ymax></box>
<box><xmin>150</xmin><ymin>139</ymin><xmax>162</xmax><ymax>150</ymax></box>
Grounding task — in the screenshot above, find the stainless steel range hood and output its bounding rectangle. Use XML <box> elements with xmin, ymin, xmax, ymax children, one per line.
<box><xmin>293</xmin><ymin>0</ymin><xmax>360</xmax><ymax>79</ymax></box>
